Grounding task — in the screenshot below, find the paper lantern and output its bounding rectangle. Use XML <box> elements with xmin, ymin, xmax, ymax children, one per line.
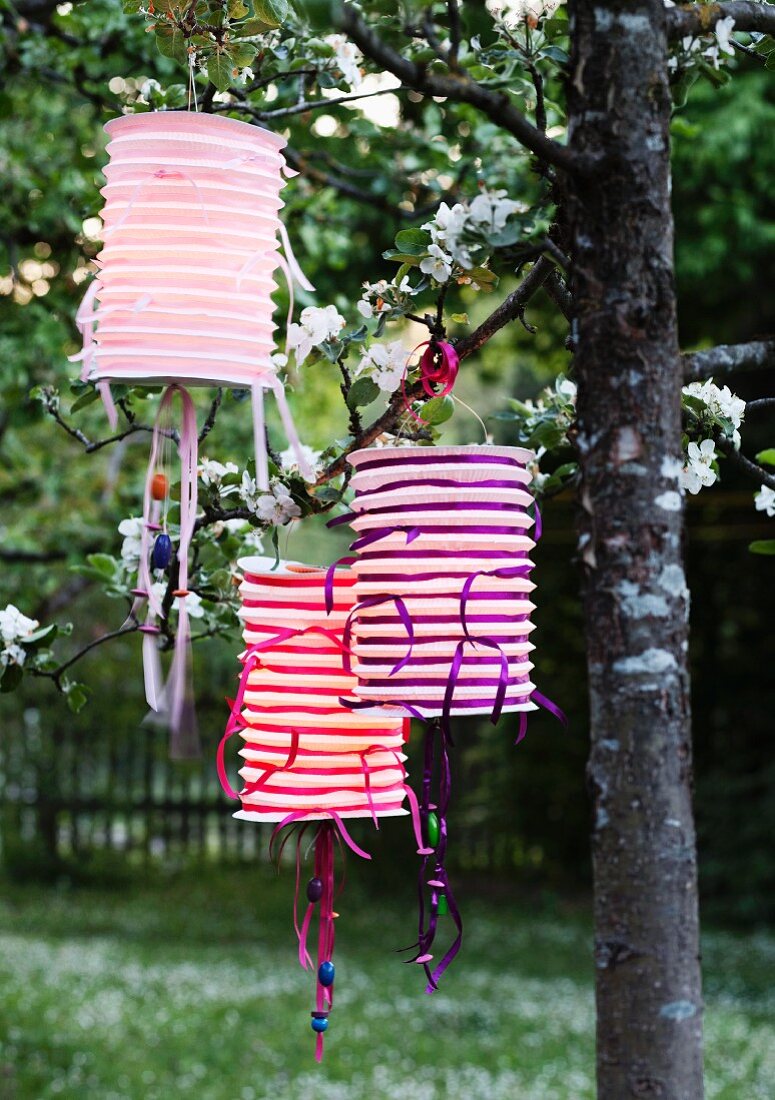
<box><xmin>75</xmin><ymin>112</ymin><xmax>313</xmax><ymax>482</ymax></box>
<box><xmin>71</xmin><ymin>111</ymin><xmax>316</xmax><ymax>750</ymax></box>
<box><xmin>329</xmin><ymin>445</ymin><xmax>565</xmax><ymax>991</ymax></box>
<box><xmin>217</xmin><ymin>557</ymin><xmax>424</xmax><ymax>1059</ymax></box>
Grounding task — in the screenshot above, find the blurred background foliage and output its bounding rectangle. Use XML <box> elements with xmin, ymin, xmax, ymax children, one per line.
<box><xmin>0</xmin><ymin>0</ymin><xmax>773</xmax><ymax>934</ymax></box>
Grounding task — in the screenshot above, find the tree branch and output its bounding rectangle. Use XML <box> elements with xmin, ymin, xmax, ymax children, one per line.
<box><xmin>682</xmin><ymin>337</ymin><xmax>775</xmax><ymax>381</ymax></box>
<box><xmin>335</xmin><ymin>4</ymin><xmax>584</xmax><ymax>175</ymax></box>
<box><xmin>453</xmin><ymin>256</ymin><xmax>556</xmax><ymax>359</ymax></box>
<box><xmin>30</xmin><ymin>622</ymin><xmax>140</xmax><ymax>689</ymax></box>
<box><xmin>668</xmin><ymin>2</ymin><xmax>775</xmax><ymax>38</ymax></box>
<box><xmin>716</xmin><ymin>436</ymin><xmax>775</xmax><ymax>491</ymax></box>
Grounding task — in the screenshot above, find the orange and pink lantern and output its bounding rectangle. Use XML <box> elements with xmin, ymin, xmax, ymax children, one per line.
<box><xmin>217</xmin><ymin>557</ymin><xmax>424</xmax><ymax>1059</ymax></box>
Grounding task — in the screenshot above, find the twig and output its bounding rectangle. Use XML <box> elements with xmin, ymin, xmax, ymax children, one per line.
<box><xmin>682</xmin><ymin>338</ymin><xmax>775</xmax><ymax>382</ymax></box>
<box><xmin>30</xmin><ymin>622</ymin><xmax>140</xmax><ymax>689</ymax></box>
<box><xmin>212</xmin><ymin>85</ymin><xmax>407</xmax><ymax>122</ymax></box>
<box><xmin>667</xmin><ymin>2</ymin><xmax>775</xmax><ymax>38</ymax></box>
<box><xmin>198</xmin><ymin>388</ymin><xmax>223</xmax><ymax>444</ymax></box>
<box><xmin>335</xmin><ymin>5</ymin><xmax>586</xmax><ymax>176</ymax></box>
<box><xmin>453</xmin><ymin>256</ymin><xmax>556</xmax><ymax>360</ymax></box>
<box><xmin>716</xmin><ymin>436</ymin><xmax>775</xmax><ymax>492</ymax></box>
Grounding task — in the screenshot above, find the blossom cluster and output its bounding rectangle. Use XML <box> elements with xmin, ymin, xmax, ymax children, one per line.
<box><xmin>421</xmin><ymin>189</ymin><xmax>525</xmax><ymax>282</ymax></box>
<box><xmin>286</xmin><ymin>305</ymin><xmax>346</xmax><ymax>367</ymax></box>
<box><xmin>238</xmin><ymin>475</ymin><xmax>302</xmax><ymax>526</ymax></box>
<box><xmin>0</xmin><ymin>604</ymin><xmax>40</xmax><ymax>668</ymax></box>
<box><xmin>669</xmin><ymin>16</ymin><xmax>736</xmax><ymax>72</ymax></box>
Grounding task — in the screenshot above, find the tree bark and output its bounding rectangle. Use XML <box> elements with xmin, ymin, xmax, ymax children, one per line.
<box><xmin>565</xmin><ymin>3</ymin><xmax>704</xmax><ymax>1097</ymax></box>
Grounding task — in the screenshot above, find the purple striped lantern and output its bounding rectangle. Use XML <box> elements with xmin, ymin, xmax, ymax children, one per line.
<box><xmin>331</xmin><ymin>444</ymin><xmax>565</xmax><ymax>994</ymax></box>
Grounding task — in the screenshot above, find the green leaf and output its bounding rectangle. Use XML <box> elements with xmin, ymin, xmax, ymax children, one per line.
<box><xmin>252</xmin><ymin>0</ymin><xmax>290</xmax><ymax>28</ymax></box>
<box><xmin>156</xmin><ymin>26</ymin><xmax>189</xmax><ymax>66</ymax></box>
<box><xmin>0</xmin><ymin>662</ymin><xmax>23</xmax><ymax>693</ymax></box>
<box><xmin>71</xmin><ymin>388</ymin><xmax>100</xmax><ymax>414</ymax></box>
<box><xmin>20</xmin><ymin>624</ymin><xmax>57</xmax><ymax>649</ymax></box>
<box><xmin>421</xmin><ymin>395</ymin><xmax>455</xmax><ymax>425</ymax></box>
<box><xmin>450</xmin><ymin>313</ymin><xmax>469</xmax><ymax>324</ymax></box>
<box><xmin>228</xmin><ymin>0</ymin><xmax>250</xmax><ymax>15</ymax></box>
<box><xmin>122</xmin><ymin>0</ymin><xmax>143</xmax><ymax>12</ymax></box>
<box><xmin>382</xmin><ymin>250</ymin><xmax>422</xmax><ymax>265</ymax></box>
<box><xmin>65</xmin><ymin>682</ymin><xmax>91</xmax><ymax>714</ymax></box>
<box><xmin>346</xmin><ymin>376</ymin><xmax>380</xmax><ymax>410</ymax></box>
<box><xmin>749</xmin><ymin>540</ymin><xmax>775</xmax><ymax>555</ymax></box>
<box><xmin>394</xmin><ymin>228</ymin><xmax>432</xmax><ymax>256</ymax></box>
<box><xmin>765</xmin><ymin>51</ymin><xmax>775</xmax><ymax>71</ymax></box>
<box><xmin>755</xmin><ymin>449</ymin><xmax>775</xmax><ymax>467</ymax></box>
<box><xmin>229</xmin><ymin>42</ymin><xmax>258</xmax><ymax>67</ymax></box>
<box><xmin>207</xmin><ymin>52</ymin><xmax>234</xmax><ymax>91</ymax></box>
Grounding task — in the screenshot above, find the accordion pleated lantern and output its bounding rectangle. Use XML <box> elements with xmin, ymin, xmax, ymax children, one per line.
<box><xmin>219</xmin><ymin>557</ymin><xmax>417</xmax><ymax>1061</ymax></box>
<box><xmin>345</xmin><ymin>446</ymin><xmax>540</xmax><ymax>723</ymax></box>
<box><xmin>72</xmin><ymin>112</ymin><xmax>316</xmax><ymax>751</ymax></box>
<box><xmin>224</xmin><ymin>557</ymin><xmax>410</xmax><ymax>823</ymax></box>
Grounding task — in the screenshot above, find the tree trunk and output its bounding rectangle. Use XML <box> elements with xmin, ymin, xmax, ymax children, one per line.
<box><xmin>565</xmin><ymin>3</ymin><xmax>704</xmax><ymax>1097</ymax></box>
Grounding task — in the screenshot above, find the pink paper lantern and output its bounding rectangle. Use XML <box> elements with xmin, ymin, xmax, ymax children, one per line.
<box><xmin>217</xmin><ymin>557</ymin><xmax>423</xmax><ymax>1059</ymax></box>
<box><xmin>71</xmin><ymin>112</ymin><xmax>316</xmax><ymax>749</ymax></box>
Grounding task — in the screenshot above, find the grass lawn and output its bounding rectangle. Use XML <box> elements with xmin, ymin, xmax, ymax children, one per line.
<box><xmin>0</xmin><ymin>863</ymin><xmax>772</xmax><ymax>1099</ymax></box>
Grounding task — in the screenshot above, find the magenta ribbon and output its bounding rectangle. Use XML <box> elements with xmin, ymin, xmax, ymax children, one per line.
<box><xmin>343</xmin><ymin>594</ymin><xmax>414</xmax><ymax>677</ymax></box>
<box><xmin>354</xmin><ymin>452</ymin><xmax>528</xmax><ymax>472</ymax></box>
<box><xmin>401</xmin><ymin>340</ymin><xmax>460</xmax><ymax>422</ymax></box>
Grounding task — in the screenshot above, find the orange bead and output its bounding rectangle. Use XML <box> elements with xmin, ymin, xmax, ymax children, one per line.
<box><xmin>151</xmin><ymin>473</ymin><xmax>169</xmax><ymax>501</ymax></box>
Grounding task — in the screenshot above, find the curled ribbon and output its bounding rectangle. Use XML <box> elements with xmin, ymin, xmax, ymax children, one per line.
<box><xmin>401</xmin><ymin>339</ymin><xmax>460</xmax><ymax>423</ymax></box>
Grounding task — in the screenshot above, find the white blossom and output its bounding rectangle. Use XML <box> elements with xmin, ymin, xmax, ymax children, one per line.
<box><xmin>239</xmin><ymin>474</ymin><xmax>301</xmax><ymax>526</ymax></box>
<box><xmin>279</xmin><ymin>444</ymin><xmax>322</xmax><ymax>475</ymax></box>
<box><xmin>754</xmin><ymin>485</ymin><xmax>775</xmax><ymax>518</ymax></box>
<box><xmin>469</xmin><ymin>188</ymin><xmax>523</xmax><ymax>231</ymax></box>
<box><xmin>1</xmin><ymin>643</ymin><xmax>26</xmax><ymax>668</ymax></box>
<box><xmin>326</xmin><ymin>34</ymin><xmax>363</xmax><ymax>91</ymax></box>
<box><xmin>0</xmin><ymin>604</ymin><xmax>40</xmax><ymax>668</ymax></box>
<box><xmin>420</xmin><ymin>243</ymin><xmax>453</xmax><ymax>283</ymax></box>
<box><xmin>118</xmin><ymin>516</ymin><xmax>144</xmax><ymax>568</ymax></box>
<box><xmin>241</xmin><ymin>67</ymin><xmax>255</xmax><ymax>82</ymax></box>
<box><xmin>715</xmin><ymin>16</ymin><xmax>736</xmax><ymax>56</ymax></box>
<box><xmin>680</xmin><ymin>439</ymin><xmax>717</xmax><ymax>495</ymax></box>
<box><xmin>557</xmin><ymin>378</ymin><xmax>577</xmax><ymax>403</ymax></box>
<box><xmin>357</xmin><ymin>339</ymin><xmax>408</xmax><ymax>394</ymax></box>
<box><xmin>150</xmin><ymin>583</ymin><xmax>204</xmax><ymax>619</ymax></box>
<box><xmin>489</xmin><ymin>0</ymin><xmax>564</xmax><ymax>27</ymax></box>
<box><xmin>285</xmin><ymin>305</ymin><xmax>346</xmax><ymax>367</ymax></box>
<box><xmin>683</xmin><ymin>379</ymin><xmax>745</xmax><ymax>446</ymax></box>
<box><xmin>198</xmin><ymin>458</ymin><xmax>239</xmax><ymax>489</ymax></box>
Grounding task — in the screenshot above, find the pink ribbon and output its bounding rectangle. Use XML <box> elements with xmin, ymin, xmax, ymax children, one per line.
<box><xmin>401</xmin><ymin>340</ymin><xmax>460</xmax><ymax>423</ymax></box>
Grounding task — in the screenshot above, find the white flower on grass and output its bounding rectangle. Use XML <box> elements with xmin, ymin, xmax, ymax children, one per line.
<box><xmin>239</xmin><ymin>473</ymin><xmax>302</xmax><ymax>526</ymax></box>
<box><xmin>326</xmin><ymin>34</ymin><xmax>363</xmax><ymax>90</ymax></box>
<box><xmin>715</xmin><ymin>16</ymin><xmax>736</xmax><ymax>56</ymax></box>
<box><xmin>279</xmin><ymin>444</ymin><xmax>322</xmax><ymax>475</ymax></box>
<box><xmin>150</xmin><ymin>583</ymin><xmax>204</xmax><ymax>619</ymax></box>
<box><xmin>754</xmin><ymin>485</ymin><xmax>775</xmax><ymax>518</ymax></box>
<box><xmin>420</xmin><ymin>243</ymin><xmax>453</xmax><ymax>283</ymax></box>
<box><xmin>285</xmin><ymin>305</ymin><xmax>346</xmax><ymax>367</ymax></box>
<box><xmin>198</xmin><ymin>459</ymin><xmax>239</xmax><ymax>489</ymax></box>
<box><xmin>118</xmin><ymin>517</ymin><xmax>144</xmax><ymax>568</ymax></box>
<box><xmin>680</xmin><ymin>439</ymin><xmax>717</xmax><ymax>495</ymax></box>
<box><xmin>357</xmin><ymin>340</ymin><xmax>408</xmax><ymax>394</ymax></box>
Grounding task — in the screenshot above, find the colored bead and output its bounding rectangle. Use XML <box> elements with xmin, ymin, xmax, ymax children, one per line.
<box><xmin>311</xmin><ymin>1017</ymin><xmax>328</xmax><ymax>1034</ymax></box>
<box><xmin>437</xmin><ymin>894</ymin><xmax>449</xmax><ymax>916</ymax></box>
<box><xmin>151</xmin><ymin>472</ymin><xmax>169</xmax><ymax>501</ymax></box>
<box><xmin>131</xmin><ymin>588</ymin><xmax>148</xmax><ymax>598</ymax></box>
<box><xmin>306</xmin><ymin>877</ymin><xmax>323</xmax><ymax>903</ymax></box>
<box><xmin>172</xmin><ymin>589</ymin><xmax>189</xmax><ymax>598</ymax></box>
<box><xmin>151</xmin><ymin>532</ymin><xmax>173</xmax><ymax>570</ymax></box>
<box><xmin>425</xmin><ymin>811</ymin><xmax>440</xmax><ymax>848</ymax></box>
<box><xmin>318</xmin><ymin>961</ymin><xmax>335</xmax><ymax>987</ymax></box>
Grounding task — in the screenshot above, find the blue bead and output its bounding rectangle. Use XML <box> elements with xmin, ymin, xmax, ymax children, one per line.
<box><xmin>318</xmin><ymin>961</ymin><xmax>335</xmax><ymax>987</ymax></box>
<box><xmin>151</xmin><ymin>533</ymin><xmax>173</xmax><ymax>571</ymax></box>
<box><xmin>311</xmin><ymin>1017</ymin><xmax>328</xmax><ymax>1033</ymax></box>
<box><xmin>306</xmin><ymin>877</ymin><xmax>323</xmax><ymax>903</ymax></box>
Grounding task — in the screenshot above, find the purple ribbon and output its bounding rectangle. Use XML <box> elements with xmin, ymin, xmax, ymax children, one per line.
<box><xmin>343</xmin><ymin>593</ymin><xmax>415</xmax><ymax>677</ymax></box>
<box><xmin>359</xmin><ymin>500</ymin><xmax>531</xmax><ymax>518</ymax></box>
<box><xmin>354</xmin><ymin>453</ymin><xmax>528</xmax><ymax>472</ymax></box>
<box><xmin>354</xmin><ymin>476</ymin><xmax>529</xmax><ymax>498</ymax></box>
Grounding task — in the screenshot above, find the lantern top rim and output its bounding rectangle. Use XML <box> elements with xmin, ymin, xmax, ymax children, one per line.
<box><xmin>348</xmin><ymin>444</ymin><xmax>535</xmax><ymax>466</ymax></box>
<box><xmin>237</xmin><ymin>555</ymin><xmax>355</xmax><ymax>579</ymax></box>
<box><xmin>104</xmin><ymin>111</ymin><xmax>286</xmax><ymax>151</ymax></box>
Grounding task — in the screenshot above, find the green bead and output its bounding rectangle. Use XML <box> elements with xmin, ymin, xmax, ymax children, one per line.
<box><xmin>437</xmin><ymin>893</ymin><xmax>449</xmax><ymax>916</ymax></box>
<box><xmin>426</xmin><ymin>812</ymin><xmax>440</xmax><ymax>848</ymax></box>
